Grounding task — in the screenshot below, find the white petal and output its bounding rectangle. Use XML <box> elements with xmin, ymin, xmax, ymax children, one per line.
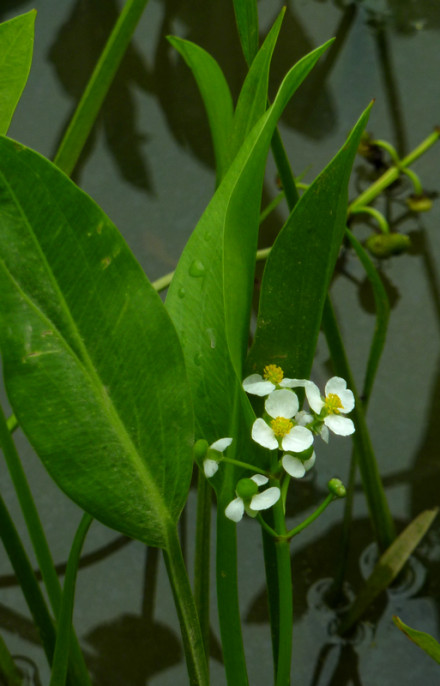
<box><xmin>265</xmin><ymin>389</ymin><xmax>298</xmax><ymax>419</ymax></box>
<box><xmin>320</xmin><ymin>424</ymin><xmax>330</xmax><ymax>443</ymax></box>
<box><xmin>203</xmin><ymin>459</ymin><xmax>218</xmax><ymax>478</ymax></box>
<box><xmin>279</xmin><ymin>378</ymin><xmax>295</xmax><ymax>388</ymax></box>
<box><xmin>325</xmin><ymin>377</ymin><xmax>354</xmax><ymax>413</ymax></box>
<box><xmin>249</xmin><ymin>487</ymin><xmax>281</xmax><ymax>511</ymax></box>
<box><xmin>225</xmin><ymin>497</ymin><xmax>245</xmax><ymax>522</ymax></box>
<box><xmin>282</xmin><ymin>454</ymin><xmax>306</xmax><ymax>478</ymax></box>
<box><xmin>251</xmin><ymin>474</ymin><xmax>268</xmax><ymax>486</ymax></box>
<box><xmin>243</xmin><ymin>374</ymin><xmax>274</xmax><ymax>396</ymax></box>
<box><xmin>282</xmin><ymin>425</ymin><xmax>314</xmax><ymax>452</ymax></box>
<box><xmin>324</xmin><ymin>414</ymin><xmax>355</xmax><ymax>436</ymax></box>
<box><xmin>295</xmin><ymin>410</ymin><xmax>313</xmax><ymax>426</ymax></box>
<box><xmin>288</xmin><ymin>378</ymin><xmax>309</xmax><ymax>388</ymax></box>
<box><xmin>210</xmin><ymin>437</ymin><xmax>233</xmax><ymax>452</ymax></box>
<box><xmin>304</xmin><ymin>381</ymin><xmax>324</xmax><ymax>414</ymax></box>
<box><xmin>304</xmin><ymin>451</ymin><xmax>316</xmax><ymax>471</ymax></box>
<box><xmin>252</xmin><ymin>418</ymin><xmax>278</xmax><ymax>450</ymax></box>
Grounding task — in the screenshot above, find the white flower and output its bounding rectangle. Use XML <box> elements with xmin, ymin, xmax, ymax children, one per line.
<box><xmin>282</xmin><ymin>451</ymin><xmax>316</xmax><ymax>479</ymax></box>
<box><xmin>243</xmin><ymin>364</ymin><xmax>296</xmax><ymax>397</ymax></box>
<box><xmin>225</xmin><ymin>474</ymin><xmax>280</xmax><ymax>522</ymax></box>
<box><xmin>304</xmin><ymin>377</ymin><xmax>355</xmax><ymax>436</ymax></box>
<box><xmin>203</xmin><ymin>437</ymin><xmax>233</xmax><ymax>477</ymax></box>
<box><xmin>251</xmin><ymin>389</ymin><xmax>314</xmax><ymax>452</ymax></box>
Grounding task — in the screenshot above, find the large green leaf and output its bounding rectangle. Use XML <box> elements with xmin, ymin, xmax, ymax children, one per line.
<box><xmin>246</xmin><ymin>103</ymin><xmax>372</xmax><ymax>379</ymax></box>
<box><xmin>232</xmin><ymin>0</ymin><xmax>259</xmax><ymax>66</ymax></box>
<box><xmin>166</xmin><ymin>41</ymin><xmax>331</xmax><ymax>447</ymax></box>
<box><xmin>167</xmin><ymin>36</ymin><xmax>234</xmax><ymax>186</ymax></box>
<box><xmin>0</xmin><ymin>137</ymin><xmax>193</xmax><ymax>548</ymax></box>
<box><xmin>0</xmin><ymin>11</ymin><xmax>35</xmax><ymax>135</ymax></box>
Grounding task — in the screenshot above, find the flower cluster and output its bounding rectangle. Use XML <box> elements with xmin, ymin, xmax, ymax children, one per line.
<box><xmin>197</xmin><ymin>364</ymin><xmax>355</xmax><ymax>523</ymax></box>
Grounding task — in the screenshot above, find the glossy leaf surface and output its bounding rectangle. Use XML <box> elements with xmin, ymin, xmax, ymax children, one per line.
<box><xmin>0</xmin><ymin>138</ymin><xmax>193</xmax><ymax>548</ymax></box>
<box><xmin>0</xmin><ymin>11</ymin><xmax>35</xmax><ymax>135</ymax></box>
<box><xmin>246</xmin><ymin>103</ymin><xmax>372</xmax><ymax>379</ymax></box>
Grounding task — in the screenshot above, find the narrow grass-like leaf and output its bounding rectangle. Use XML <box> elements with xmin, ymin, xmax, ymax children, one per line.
<box><xmin>0</xmin><ymin>632</ymin><xmax>23</xmax><ymax>685</ymax></box>
<box><xmin>49</xmin><ymin>513</ymin><xmax>93</xmax><ymax>686</ymax></box>
<box><xmin>167</xmin><ymin>37</ymin><xmax>234</xmax><ymax>186</ymax></box>
<box><xmin>339</xmin><ymin>508</ymin><xmax>438</xmax><ymax>634</ymax></box>
<box><xmin>393</xmin><ymin>616</ymin><xmax>440</xmax><ymax>665</ymax></box>
<box><xmin>0</xmin><ymin>137</ymin><xmax>193</xmax><ymax>548</ymax></box>
<box><xmin>227</xmin><ymin>9</ymin><xmax>285</xmax><ymax>168</ymax></box>
<box><xmin>54</xmin><ymin>0</ymin><xmax>150</xmax><ymax>175</ymax></box>
<box><xmin>0</xmin><ymin>11</ymin><xmax>35</xmax><ymax>135</ymax></box>
<box><xmin>232</xmin><ymin>0</ymin><xmax>259</xmax><ymax>66</ymax></box>
<box><xmin>246</xmin><ymin>103</ymin><xmax>372</xmax><ymax>379</ymax></box>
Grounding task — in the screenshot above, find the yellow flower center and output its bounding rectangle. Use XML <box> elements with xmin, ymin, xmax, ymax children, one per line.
<box><xmin>325</xmin><ymin>393</ymin><xmax>343</xmax><ymax>414</ymax></box>
<box><xmin>270</xmin><ymin>416</ymin><xmax>293</xmax><ymax>438</ymax></box>
<box><xmin>263</xmin><ymin>364</ymin><xmax>284</xmax><ymax>385</ymax></box>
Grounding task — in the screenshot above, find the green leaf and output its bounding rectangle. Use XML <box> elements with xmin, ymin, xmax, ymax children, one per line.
<box><xmin>0</xmin><ymin>11</ymin><xmax>36</xmax><ymax>135</ymax></box>
<box><xmin>54</xmin><ymin>0</ymin><xmax>150</xmax><ymax>175</ymax></box>
<box><xmin>393</xmin><ymin>616</ymin><xmax>440</xmax><ymax>665</ymax></box>
<box><xmin>0</xmin><ymin>137</ymin><xmax>193</xmax><ymax>548</ymax></box>
<box><xmin>246</xmin><ymin>103</ymin><xmax>372</xmax><ymax>379</ymax></box>
<box><xmin>227</xmin><ymin>9</ymin><xmax>285</xmax><ymax>167</ymax></box>
<box><xmin>166</xmin><ymin>41</ymin><xmax>332</xmax><ymax>445</ymax></box>
<box><xmin>232</xmin><ymin>0</ymin><xmax>259</xmax><ymax>66</ymax></box>
<box><xmin>167</xmin><ymin>36</ymin><xmax>234</xmax><ymax>186</ymax></box>
<box><xmin>339</xmin><ymin>507</ymin><xmax>439</xmax><ymax>635</ymax></box>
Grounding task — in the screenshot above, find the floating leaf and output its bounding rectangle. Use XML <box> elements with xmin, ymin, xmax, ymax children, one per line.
<box><xmin>0</xmin><ymin>137</ymin><xmax>193</xmax><ymax>548</ymax></box>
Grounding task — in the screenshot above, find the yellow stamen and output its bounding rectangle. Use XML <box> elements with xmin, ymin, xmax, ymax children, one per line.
<box><xmin>325</xmin><ymin>393</ymin><xmax>343</xmax><ymax>414</ymax></box>
<box><xmin>270</xmin><ymin>416</ymin><xmax>293</xmax><ymax>438</ymax></box>
<box><xmin>263</xmin><ymin>364</ymin><xmax>284</xmax><ymax>385</ymax></box>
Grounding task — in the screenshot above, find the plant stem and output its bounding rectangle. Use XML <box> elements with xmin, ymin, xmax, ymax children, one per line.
<box><xmin>193</xmin><ymin>470</ymin><xmax>212</xmax><ymax>661</ymax></box>
<box><xmin>163</xmin><ymin>523</ymin><xmax>209</xmax><ymax>686</ymax></box>
<box><xmin>285</xmin><ymin>494</ymin><xmax>334</xmax><ymax>540</ymax></box>
<box><xmin>322</xmin><ymin>298</ymin><xmax>396</xmax><ymax>550</ymax></box>
<box><xmin>0</xmin><ymin>403</ymin><xmax>92</xmax><ymax>685</ymax></box>
<box><xmin>53</xmin><ymin>0</ymin><xmax>151</xmax><ymax>175</ymax></box>
<box><xmin>348</xmin><ymin>128</ymin><xmax>439</xmax><ymax>213</ymax></box>
<box><xmin>271</xmin><ymin>497</ymin><xmax>293</xmax><ymax>686</ymax></box>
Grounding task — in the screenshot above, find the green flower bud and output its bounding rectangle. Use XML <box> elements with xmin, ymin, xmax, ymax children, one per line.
<box><xmin>193</xmin><ymin>439</ymin><xmax>209</xmax><ymax>461</ymax></box>
<box><xmin>328</xmin><ymin>478</ymin><xmax>346</xmax><ymax>498</ymax></box>
<box><xmin>365</xmin><ymin>233</ymin><xmax>410</xmax><ymax>258</ymax></box>
<box><xmin>236</xmin><ymin>478</ymin><xmax>259</xmax><ymax>500</ymax></box>
<box><xmin>406</xmin><ymin>193</ymin><xmax>433</xmax><ymax>213</ymax></box>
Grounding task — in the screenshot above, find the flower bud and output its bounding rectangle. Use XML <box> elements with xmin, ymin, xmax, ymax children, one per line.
<box><xmin>406</xmin><ymin>193</ymin><xmax>433</xmax><ymax>213</ymax></box>
<box><xmin>328</xmin><ymin>478</ymin><xmax>346</xmax><ymax>498</ymax></box>
<box><xmin>236</xmin><ymin>478</ymin><xmax>259</xmax><ymax>500</ymax></box>
<box><xmin>193</xmin><ymin>439</ymin><xmax>209</xmax><ymax>461</ymax></box>
<box><xmin>365</xmin><ymin>233</ymin><xmax>410</xmax><ymax>258</ymax></box>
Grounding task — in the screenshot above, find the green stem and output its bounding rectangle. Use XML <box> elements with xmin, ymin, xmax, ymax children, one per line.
<box><xmin>193</xmin><ymin>470</ymin><xmax>212</xmax><ymax>662</ymax></box>
<box><xmin>0</xmin><ymin>403</ymin><xmax>92</xmax><ymax>686</ymax></box>
<box><xmin>53</xmin><ymin>0</ymin><xmax>150</xmax><ymax>175</ymax></box>
<box><xmin>216</xmin><ymin>492</ymin><xmax>249</xmax><ymax>686</ymax></box>
<box><xmin>0</xmin><ymin>632</ymin><xmax>22</xmax><ymax>686</ymax></box>
<box><xmin>322</xmin><ymin>297</ymin><xmax>396</xmax><ymax>551</ymax></box>
<box><xmin>401</xmin><ymin>167</ymin><xmax>423</xmax><ymax>195</ymax></box>
<box><xmin>220</xmin><ymin>455</ymin><xmax>271</xmax><ymax>477</ymax></box>
<box><xmin>348</xmin><ymin>129</ymin><xmax>439</xmax><ymax>213</ymax></box>
<box><xmin>272</xmin><ymin>498</ymin><xmax>292</xmax><ymax>686</ymax></box>
<box><xmin>285</xmin><ymin>494</ymin><xmax>335</xmax><ymax>540</ymax></box>
<box><xmin>350</xmin><ymin>206</ymin><xmax>390</xmax><ymax>234</ymax></box>
<box><xmin>270</xmin><ymin>127</ymin><xmax>299</xmax><ymax>211</ymax></box>
<box><xmin>50</xmin><ymin>514</ymin><xmax>93</xmax><ymax>686</ymax></box>
<box><xmin>0</xmin><ymin>492</ymin><xmax>56</xmax><ymax>667</ymax></box>
<box><xmin>163</xmin><ymin>524</ymin><xmax>209</xmax><ymax>686</ymax></box>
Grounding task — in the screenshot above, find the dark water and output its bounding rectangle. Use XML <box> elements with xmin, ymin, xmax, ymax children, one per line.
<box><xmin>1</xmin><ymin>1</ymin><xmax>440</xmax><ymax>684</ymax></box>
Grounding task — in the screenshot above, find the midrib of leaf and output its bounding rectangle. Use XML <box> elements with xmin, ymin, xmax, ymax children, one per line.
<box><xmin>0</xmin><ymin>179</ymin><xmax>171</xmax><ymax>529</ymax></box>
